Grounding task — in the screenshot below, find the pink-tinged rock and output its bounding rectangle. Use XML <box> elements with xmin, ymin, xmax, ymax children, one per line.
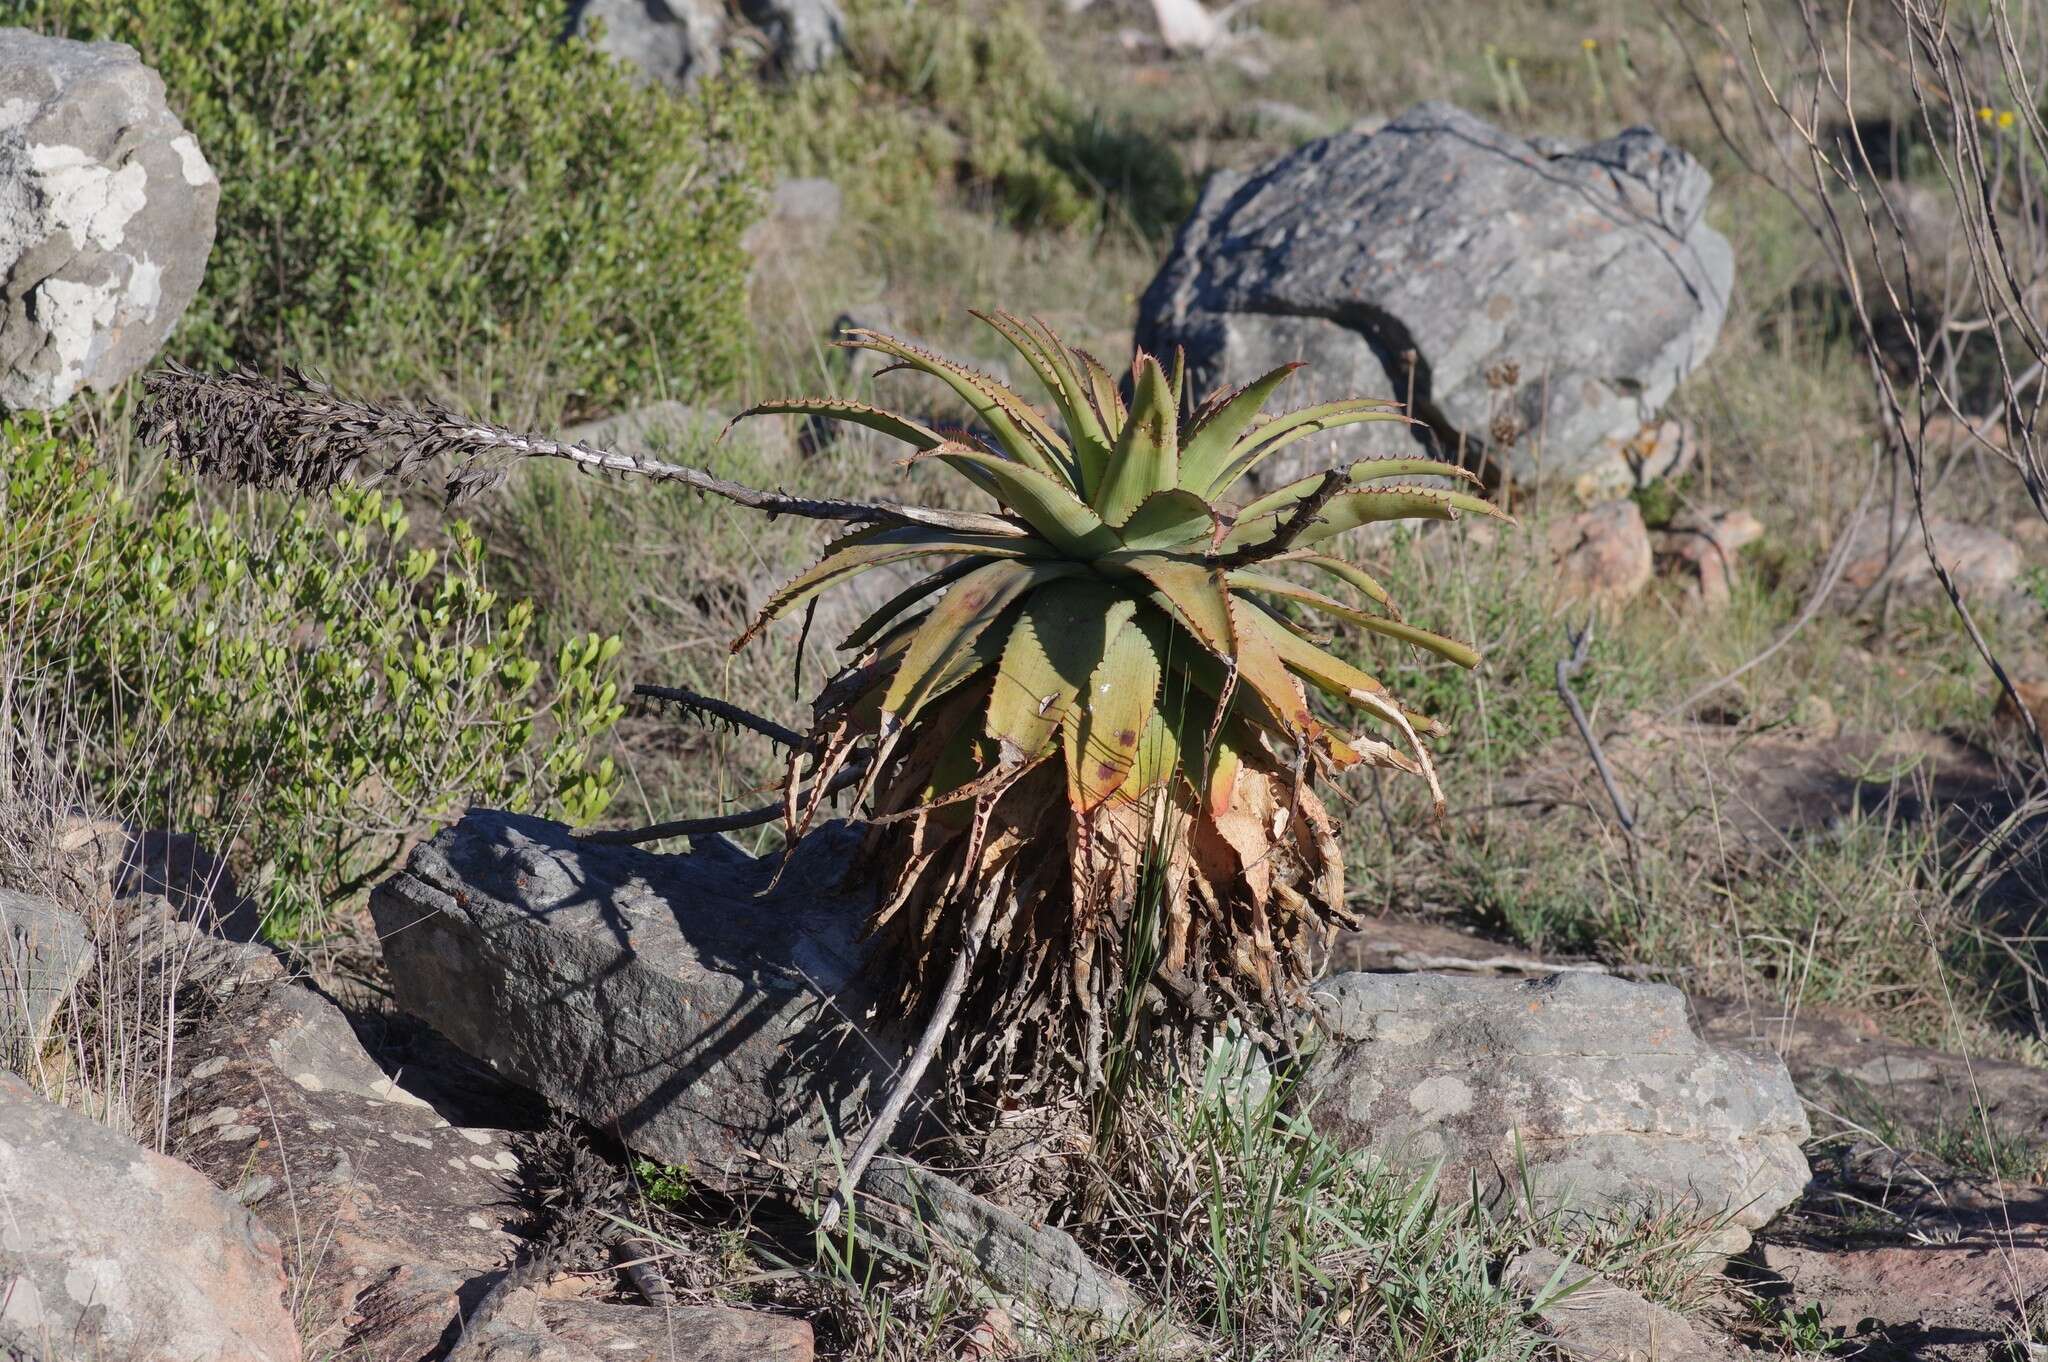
<box><xmin>0</xmin><ymin>1070</ymin><xmax>297</xmax><ymax>1362</ymax></box>
<box><xmin>1840</xmin><ymin>515</ymin><xmax>2022</xmax><ymax>599</ymax></box>
<box><xmin>1652</xmin><ymin>506</ymin><xmax>1763</xmax><ymax>610</ymax></box>
<box><xmin>1550</xmin><ymin>499</ymin><xmax>1654</xmax><ymax>606</ymax></box>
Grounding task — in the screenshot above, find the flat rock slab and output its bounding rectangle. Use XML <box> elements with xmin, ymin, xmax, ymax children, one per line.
<box><xmin>166</xmin><ymin>954</ymin><xmax>535</xmax><ymax>1358</ymax></box>
<box><xmin>1758</xmin><ymin>1194</ymin><xmax>2048</xmax><ymax>1357</ymax></box>
<box><xmin>0</xmin><ymin>1069</ymin><xmax>298</xmax><ymax>1362</ymax></box>
<box><xmin>0</xmin><ymin>887</ymin><xmax>90</xmax><ymax>1044</ymax></box>
<box><xmin>350</xmin><ymin>1263</ymin><xmax>814</xmax><ymax>1362</ymax></box>
<box><xmin>371</xmin><ymin>811</ymin><xmax>904</xmax><ymax>1184</ymax></box>
<box><xmin>1296</xmin><ymin>971</ymin><xmax>1810</xmax><ymax>1252</ymax></box>
<box><xmin>1137</xmin><ymin>101</ymin><xmax>1731</xmax><ymax>492</ymax></box>
<box><xmin>1697</xmin><ymin>996</ymin><xmax>2048</xmax><ymax>1149</ymax></box>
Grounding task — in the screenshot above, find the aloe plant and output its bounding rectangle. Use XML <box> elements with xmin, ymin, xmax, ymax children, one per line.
<box><xmin>137</xmin><ymin>317</ymin><xmax>1503</xmax><ymax>1191</ymax></box>
<box><xmin>727</xmin><ymin>314</ymin><xmax>1504</xmax><ymax>1104</ymax></box>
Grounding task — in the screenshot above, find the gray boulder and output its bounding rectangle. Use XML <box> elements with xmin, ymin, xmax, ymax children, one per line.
<box><xmin>0</xmin><ymin>1070</ymin><xmax>298</xmax><ymax>1362</ymax></box>
<box><xmin>1294</xmin><ymin>971</ymin><xmax>1808</xmax><ymax>1253</ymax></box>
<box><xmin>370</xmin><ymin>810</ymin><xmax>910</xmax><ymax>1184</ymax></box>
<box><xmin>0</xmin><ymin>31</ymin><xmax>218</xmax><ymax>411</ymax></box>
<box><xmin>1137</xmin><ymin>102</ymin><xmax>1733</xmax><ymax>493</ymax></box>
<box><xmin>572</xmin><ymin>0</ymin><xmax>727</xmax><ymax>89</ymax></box>
<box><xmin>0</xmin><ymin>888</ymin><xmax>90</xmax><ymax>1047</ymax></box>
<box><xmin>738</xmin><ymin>0</ymin><xmax>846</xmax><ymax>74</ymax></box>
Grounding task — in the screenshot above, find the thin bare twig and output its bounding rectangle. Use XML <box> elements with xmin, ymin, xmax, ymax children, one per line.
<box><xmin>1555</xmin><ymin>617</ymin><xmax>1636</xmax><ymax>837</ymax></box>
<box><xmin>1217</xmin><ymin>466</ymin><xmax>1348</xmax><ymax>568</ymax></box>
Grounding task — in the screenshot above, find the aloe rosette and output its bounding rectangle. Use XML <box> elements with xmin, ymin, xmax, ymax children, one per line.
<box><xmin>731</xmin><ymin>313</ymin><xmax>1505</xmax><ymax>1094</ymax></box>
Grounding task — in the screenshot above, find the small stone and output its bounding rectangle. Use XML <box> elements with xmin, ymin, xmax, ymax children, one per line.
<box><xmin>1839</xmin><ymin>515</ymin><xmax>2022</xmax><ymax>601</ymax></box>
<box><xmin>1551</xmin><ymin>500</ymin><xmax>1653</xmax><ymax>607</ymax></box>
<box><xmin>1506</xmin><ymin>1251</ymin><xmax>1731</xmax><ymax>1361</ymax></box>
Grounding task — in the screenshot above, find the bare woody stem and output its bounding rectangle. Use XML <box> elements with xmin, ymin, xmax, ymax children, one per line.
<box><xmin>633</xmin><ymin>684</ymin><xmax>804</xmax><ymax>748</ymax></box>
<box><xmin>817</xmin><ymin>878</ymin><xmax>1002</xmax><ymax>1234</ymax></box>
<box><xmin>1217</xmin><ymin>466</ymin><xmax>1349</xmax><ymax>568</ymax></box>
<box><xmin>138</xmin><ymin>362</ymin><xmax>1024</xmax><ymax>538</ymax></box>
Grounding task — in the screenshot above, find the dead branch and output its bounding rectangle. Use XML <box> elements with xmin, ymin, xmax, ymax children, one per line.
<box><xmin>138</xmin><ymin>362</ymin><xmax>1025</xmax><ymax>538</ymax></box>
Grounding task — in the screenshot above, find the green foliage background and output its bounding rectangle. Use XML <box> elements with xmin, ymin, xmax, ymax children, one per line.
<box><xmin>23</xmin><ymin>0</ymin><xmax>769</xmax><ymax>414</ymax></box>
<box><xmin>0</xmin><ymin>421</ymin><xmax>623</xmax><ymax>936</ymax></box>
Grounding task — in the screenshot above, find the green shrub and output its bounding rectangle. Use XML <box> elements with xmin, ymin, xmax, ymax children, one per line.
<box><xmin>25</xmin><ymin>0</ymin><xmax>768</xmax><ymax>415</ymax></box>
<box><xmin>0</xmin><ymin>421</ymin><xmax>624</xmax><ymax>937</ymax></box>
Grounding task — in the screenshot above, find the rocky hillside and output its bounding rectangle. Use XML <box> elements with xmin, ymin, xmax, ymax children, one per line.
<box><xmin>3</xmin><ymin>1</ymin><xmax>2046</xmax><ymax>1359</ymax></box>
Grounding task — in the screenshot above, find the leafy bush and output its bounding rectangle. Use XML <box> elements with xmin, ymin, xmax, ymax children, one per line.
<box><xmin>0</xmin><ymin>421</ymin><xmax>623</xmax><ymax>936</ymax></box>
<box><xmin>25</xmin><ymin>0</ymin><xmax>768</xmax><ymax>414</ymax></box>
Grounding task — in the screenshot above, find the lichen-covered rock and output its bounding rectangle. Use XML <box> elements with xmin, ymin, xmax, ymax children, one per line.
<box><xmin>1136</xmin><ymin>102</ymin><xmax>1732</xmax><ymax>492</ymax></box>
<box><xmin>370</xmin><ymin>811</ymin><xmax>910</xmax><ymax>1184</ymax></box>
<box><xmin>0</xmin><ymin>30</ymin><xmax>218</xmax><ymax>411</ymax></box>
<box><xmin>0</xmin><ymin>1070</ymin><xmax>298</xmax><ymax>1361</ymax></box>
<box><xmin>1294</xmin><ymin>972</ymin><xmax>1809</xmax><ymax>1253</ymax></box>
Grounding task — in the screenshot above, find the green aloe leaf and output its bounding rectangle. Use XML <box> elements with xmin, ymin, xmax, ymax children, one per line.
<box><xmin>974</xmin><ymin>311</ymin><xmax>1115</xmax><ymax>499</ymax></box>
<box><xmin>1115</xmin><ymin>488</ymin><xmax>1222</xmax><ymax>551</ymax></box>
<box><xmin>1218</xmin><ymin>486</ymin><xmax>1507</xmax><ymax>553</ymax></box>
<box><xmin>840</xmin><ymin>558</ymin><xmax>982</xmax><ymax>651</ymax></box>
<box><xmin>1205</xmin><ymin>400</ymin><xmax>1407</xmax><ymax>498</ymax></box>
<box><xmin>882</xmin><ymin>559</ymin><xmax>1082</xmax><ymax>734</ymax></box>
<box><xmin>1236</xmin><ymin>458</ymin><xmax>1484</xmax><ymax>521</ymax></box>
<box><xmin>844</xmin><ymin>329</ymin><xmax>1078</xmax><ymax>488</ymax></box>
<box><xmin>1092</xmin><ymin>354</ymin><xmax>1179</xmax><ymax>525</ymax></box>
<box><xmin>1176</xmin><ymin>362</ymin><xmax>1303</xmax><ymax>493</ymax></box>
<box><xmin>735</xmin><ymin>527</ymin><xmax>1047</xmax><ymax>650</ymax></box>
<box><xmin>1064</xmin><ymin>604</ymin><xmax>1161</xmax><ymax>812</ymax></box>
<box><xmin>932</xmin><ymin>448</ymin><xmax>1120</xmax><ymax>558</ymax></box>
<box><xmin>984</xmin><ymin>579</ymin><xmax>1127</xmax><ymax>765</ymax></box>
<box><xmin>725</xmin><ymin>397</ymin><xmax>946</xmax><ymax>453</ymax></box>
<box><xmin>1227</xmin><ymin>569</ymin><xmax>1480</xmax><ymax>668</ymax></box>
<box><xmin>1074</xmin><ymin>346</ymin><xmax>1127</xmax><ymax>443</ymax></box>
<box><xmin>1266</xmin><ymin>551</ymin><xmax>1401</xmax><ymax>616</ymax></box>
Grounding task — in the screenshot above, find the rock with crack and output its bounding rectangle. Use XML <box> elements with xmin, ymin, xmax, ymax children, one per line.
<box><xmin>1505</xmin><ymin>1250</ymin><xmax>1736</xmax><ymax>1361</ymax></box>
<box><xmin>1136</xmin><ymin>101</ymin><xmax>1732</xmax><ymax>492</ymax></box>
<box><xmin>0</xmin><ymin>1070</ymin><xmax>298</xmax><ymax>1362</ymax></box>
<box><xmin>0</xmin><ymin>887</ymin><xmax>91</xmax><ymax>1046</ymax></box>
<box><xmin>1294</xmin><ymin>972</ymin><xmax>1810</xmax><ymax>1253</ymax></box>
<box><xmin>0</xmin><ymin>30</ymin><xmax>219</xmax><ymax>411</ymax></box>
<box><xmin>371</xmin><ymin>811</ymin><xmax>913</xmax><ymax>1186</ymax></box>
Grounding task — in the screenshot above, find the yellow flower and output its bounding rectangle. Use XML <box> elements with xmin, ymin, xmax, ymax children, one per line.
<box><xmin>1978</xmin><ymin>106</ymin><xmax>1995</xmax><ymax>123</ymax></box>
<box><xmin>1582</xmin><ymin>37</ymin><xmax>1599</xmax><ymax>50</ymax></box>
<box><xmin>1999</xmin><ymin>110</ymin><xmax>2017</xmax><ymax>130</ymax></box>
